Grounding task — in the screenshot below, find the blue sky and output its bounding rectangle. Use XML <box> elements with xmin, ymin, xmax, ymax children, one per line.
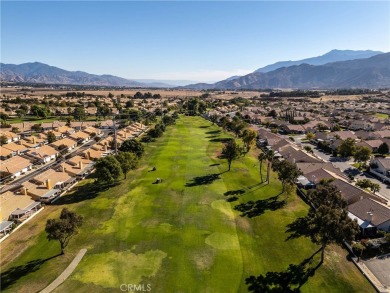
<box><xmin>1</xmin><ymin>1</ymin><xmax>389</xmax><ymax>82</ymax></box>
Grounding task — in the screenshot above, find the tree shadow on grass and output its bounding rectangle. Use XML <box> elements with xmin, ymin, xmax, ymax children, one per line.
<box><xmin>210</xmin><ymin>137</ymin><xmax>233</xmax><ymax>143</ymax></box>
<box><xmin>53</xmin><ymin>181</ymin><xmax>105</xmax><ymax>205</ymax></box>
<box><xmin>209</xmin><ymin>163</ymin><xmax>220</xmax><ymax>167</ymax></box>
<box><xmin>224</xmin><ymin>189</ymin><xmax>245</xmax><ymax>196</ymax></box>
<box><xmin>185</xmin><ymin>173</ymin><xmax>222</xmax><ymax>187</ymax></box>
<box><xmin>205</xmin><ymin>130</ymin><xmax>221</xmax><ymax>134</ymax></box>
<box><xmin>234</xmin><ymin>195</ymin><xmax>286</xmax><ymax>218</ymax></box>
<box><xmin>199</xmin><ymin>125</ymin><xmax>210</xmax><ymax>129</ymax></box>
<box><xmin>0</xmin><ymin>254</ymin><xmax>61</xmax><ymax>290</ymax></box>
<box><xmin>285</xmin><ymin>217</ymin><xmax>312</xmax><ymax>241</ymax></box>
<box><xmin>246</xmin><ymin>248</ymin><xmax>322</xmax><ymax>293</ymax></box>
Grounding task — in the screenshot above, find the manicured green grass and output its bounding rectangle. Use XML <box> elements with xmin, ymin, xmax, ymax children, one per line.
<box><xmin>0</xmin><ymin>116</ymin><xmax>373</xmax><ymax>292</ymax></box>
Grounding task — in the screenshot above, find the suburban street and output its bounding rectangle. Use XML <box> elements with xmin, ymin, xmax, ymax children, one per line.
<box><xmin>288</xmin><ymin>134</ymin><xmax>390</xmax><ymax>202</ymax></box>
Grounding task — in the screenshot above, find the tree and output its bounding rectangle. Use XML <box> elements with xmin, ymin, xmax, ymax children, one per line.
<box><xmin>219</xmin><ymin>116</ymin><xmax>230</xmax><ymax>131</ymax></box>
<box><xmin>119</xmin><ymin>139</ymin><xmax>144</xmax><ymax>158</ymax></box>
<box><xmin>242</xmin><ymin>129</ymin><xmax>257</xmax><ymax>152</ymax></box>
<box><xmin>11</xmin><ymin>127</ymin><xmax>20</xmax><ymax>134</ymax></box>
<box><xmin>0</xmin><ymin>112</ymin><xmax>9</xmax><ymax>121</ymax></box>
<box><xmin>267</xmin><ymin>109</ymin><xmax>277</xmax><ymax>118</ymax></box>
<box><xmin>356</xmin><ymin>179</ymin><xmax>372</xmax><ymax>190</ymax></box>
<box><xmin>222</xmin><ymin>140</ymin><xmax>240</xmax><ymax>171</ymax></box>
<box><xmin>352</xmin><ymin>242</ymin><xmax>365</xmax><ymax>262</ymax></box>
<box><xmin>265</xmin><ymin>150</ymin><xmax>274</xmax><ymax>183</ymax></box>
<box><xmin>307</xmin><ymin>180</ymin><xmax>346</xmax><ymax>209</ymax></box>
<box><xmin>115</xmin><ymin>152</ymin><xmax>138</xmax><ymax>179</ymax></box>
<box><xmin>73</xmin><ymin>106</ymin><xmax>86</xmax><ymax>121</ymax></box>
<box><xmin>0</xmin><ymin>135</ymin><xmax>8</xmax><ymax>145</ymax></box>
<box><xmin>47</xmin><ymin>131</ymin><xmax>57</xmax><ymax>143</ymax></box>
<box><xmin>306</xmin><ymin>205</ymin><xmax>359</xmax><ymax>263</ymax></box>
<box><xmin>306</xmin><ymin>132</ymin><xmax>315</xmax><ymax>140</ymax></box>
<box><xmin>31</xmin><ymin>104</ymin><xmax>50</xmax><ymax>118</ymax></box>
<box><xmin>95</xmin><ymin>156</ymin><xmax>122</xmax><ymax>187</ymax></box>
<box><xmin>378</xmin><ymin>142</ymin><xmax>389</xmax><ymax>155</ymax></box>
<box><xmin>45</xmin><ymin>208</ymin><xmax>83</xmax><ymax>255</ymax></box>
<box><xmin>370</xmin><ymin>183</ymin><xmax>380</xmax><ymax>194</ymax></box>
<box><xmin>337</xmin><ymin>138</ymin><xmax>356</xmax><ymax>158</ymax></box>
<box><xmin>31</xmin><ymin>124</ymin><xmax>43</xmax><ymax>132</ymax></box>
<box><xmin>273</xmin><ymin>160</ymin><xmax>302</xmax><ymax>193</ymax></box>
<box><xmin>258</xmin><ymin>153</ymin><xmax>266</xmax><ymax>183</ymax></box>
<box><xmin>210</xmin><ymin>114</ymin><xmax>218</xmax><ymax>125</ymax></box>
<box><xmin>304</xmin><ymin>145</ymin><xmax>313</xmax><ymax>153</ymax></box>
<box><xmin>353</xmin><ymin>146</ymin><xmax>371</xmax><ymax>167</ymax></box>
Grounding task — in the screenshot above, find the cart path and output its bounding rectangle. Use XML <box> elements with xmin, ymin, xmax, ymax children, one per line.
<box><xmin>40</xmin><ymin>249</ymin><xmax>87</xmax><ymax>293</ymax></box>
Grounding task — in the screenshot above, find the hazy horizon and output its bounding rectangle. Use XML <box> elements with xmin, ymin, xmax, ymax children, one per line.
<box><xmin>1</xmin><ymin>1</ymin><xmax>389</xmax><ymax>82</ymax></box>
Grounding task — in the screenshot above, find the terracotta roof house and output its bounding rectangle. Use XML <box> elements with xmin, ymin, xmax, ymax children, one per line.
<box><xmin>2</xmin><ymin>142</ymin><xmax>29</xmax><ymax>156</ymax></box>
<box><xmin>50</xmin><ymin>137</ymin><xmax>78</xmax><ymax>152</ymax></box>
<box><xmin>0</xmin><ymin>131</ymin><xmax>21</xmax><ymax>144</ymax></box>
<box><xmin>21</xmin><ymin>136</ymin><xmax>45</xmax><ymax>148</ymax></box>
<box><xmin>20</xmin><ymin>181</ymin><xmax>61</xmax><ymax>203</ymax></box>
<box><xmin>57</xmin><ymin>126</ymin><xmax>76</xmax><ymax>135</ymax></box>
<box><xmin>58</xmin><ymin>155</ymin><xmax>94</xmax><ymax>179</ymax></box>
<box><xmin>69</xmin><ymin>131</ymin><xmax>91</xmax><ymax>144</ymax></box>
<box><xmin>25</xmin><ymin>145</ymin><xmax>58</xmax><ymax>163</ymax></box>
<box><xmin>0</xmin><ymin>147</ymin><xmax>14</xmax><ymax>160</ymax></box>
<box><xmin>32</xmin><ymin>168</ymin><xmax>76</xmax><ymax>189</ymax></box>
<box><xmin>0</xmin><ymin>156</ymin><xmax>33</xmax><ymax>180</ymax></box>
<box><xmin>0</xmin><ymin>191</ymin><xmax>41</xmax><ymax>223</ymax></box>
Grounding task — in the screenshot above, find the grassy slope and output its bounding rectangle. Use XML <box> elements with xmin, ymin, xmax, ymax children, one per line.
<box><xmin>0</xmin><ymin>116</ymin><xmax>373</xmax><ymax>293</ymax></box>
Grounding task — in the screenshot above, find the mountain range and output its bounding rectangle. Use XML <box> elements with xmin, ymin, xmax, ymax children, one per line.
<box><xmin>182</xmin><ymin>50</ymin><xmax>390</xmax><ymax>89</ymax></box>
<box><xmin>1</xmin><ymin>50</ymin><xmax>389</xmax><ymax>89</ymax></box>
<box><xmin>0</xmin><ymin>62</ymin><xmax>175</xmax><ymax>88</ymax></box>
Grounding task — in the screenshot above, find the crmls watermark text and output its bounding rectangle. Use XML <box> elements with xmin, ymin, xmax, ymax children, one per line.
<box><xmin>120</xmin><ymin>284</ymin><xmax>152</xmax><ymax>292</ymax></box>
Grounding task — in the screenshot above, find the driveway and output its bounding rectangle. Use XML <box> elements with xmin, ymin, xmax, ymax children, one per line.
<box><xmin>363</xmin><ymin>254</ymin><xmax>390</xmax><ymax>288</ymax></box>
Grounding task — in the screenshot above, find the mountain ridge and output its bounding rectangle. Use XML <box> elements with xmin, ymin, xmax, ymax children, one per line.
<box><xmin>180</xmin><ymin>53</ymin><xmax>390</xmax><ymax>90</ymax></box>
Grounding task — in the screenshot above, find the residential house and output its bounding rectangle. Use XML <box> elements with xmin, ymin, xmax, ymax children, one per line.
<box><xmin>25</xmin><ymin>145</ymin><xmax>58</xmax><ymax>164</ymax></box>
<box><xmin>50</xmin><ymin>137</ymin><xmax>78</xmax><ymax>152</ymax></box>
<box><xmin>348</xmin><ymin>198</ymin><xmax>390</xmax><ymax>234</ymax></box>
<box><xmin>0</xmin><ymin>191</ymin><xmax>41</xmax><ymax>223</ymax></box>
<box><xmin>20</xmin><ymin>181</ymin><xmax>61</xmax><ymax>203</ymax></box>
<box><xmin>69</xmin><ymin>131</ymin><xmax>91</xmax><ymax>144</ymax></box>
<box><xmin>0</xmin><ymin>156</ymin><xmax>33</xmax><ymax>180</ymax></box>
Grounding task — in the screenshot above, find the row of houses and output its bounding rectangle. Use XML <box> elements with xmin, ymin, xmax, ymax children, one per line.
<box><xmin>0</xmin><ymin>122</ymin><xmax>148</xmax><ymax>238</ymax></box>
<box><xmin>257</xmin><ymin>127</ymin><xmax>390</xmax><ymax>235</ymax></box>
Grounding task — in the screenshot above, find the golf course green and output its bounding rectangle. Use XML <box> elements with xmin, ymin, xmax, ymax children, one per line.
<box><xmin>0</xmin><ymin>116</ymin><xmax>373</xmax><ymax>292</ymax></box>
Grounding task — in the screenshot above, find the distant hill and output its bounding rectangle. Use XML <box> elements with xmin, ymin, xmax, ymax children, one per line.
<box><xmin>255</xmin><ymin>49</ymin><xmax>383</xmax><ymax>73</ymax></box>
<box><xmin>0</xmin><ymin>62</ymin><xmax>173</xmax><ymax>88</ymax></box>
<box><xmin>204</xmin><ymin>49</ymin><xmax>384</xmax><ymax>87</ymax></box>
<box><xmin>181</xmin><ymin>53</ymin><xmax>390</xmax><ymax>90</ymax></box>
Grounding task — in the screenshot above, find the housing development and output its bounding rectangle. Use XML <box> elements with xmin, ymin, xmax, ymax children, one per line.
<box><xmin>1</xmin><ymin>1</ymin><xmax>390</xmax><ymax>292</ymax></box>
<box><xmin>0</xmin><ymin>86</ymin><xmax>390</xmax><ymax>292</ymax></box>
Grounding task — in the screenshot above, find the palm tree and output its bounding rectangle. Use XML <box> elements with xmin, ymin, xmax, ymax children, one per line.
<box><xmin>265</xmin><ymin>150</ymin><xmax>274</xmax><ymax>184</ymax></box>
<box><xmin>258</xmin><ymin>153</ymin><xmax>266</xmax><ymax>183</ymax></box>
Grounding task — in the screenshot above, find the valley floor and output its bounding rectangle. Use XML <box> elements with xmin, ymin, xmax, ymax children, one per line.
<box><xmin>0</xmin><ymin>116</ymin><xmax>373</xmax><ymax>292</ymax></box>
